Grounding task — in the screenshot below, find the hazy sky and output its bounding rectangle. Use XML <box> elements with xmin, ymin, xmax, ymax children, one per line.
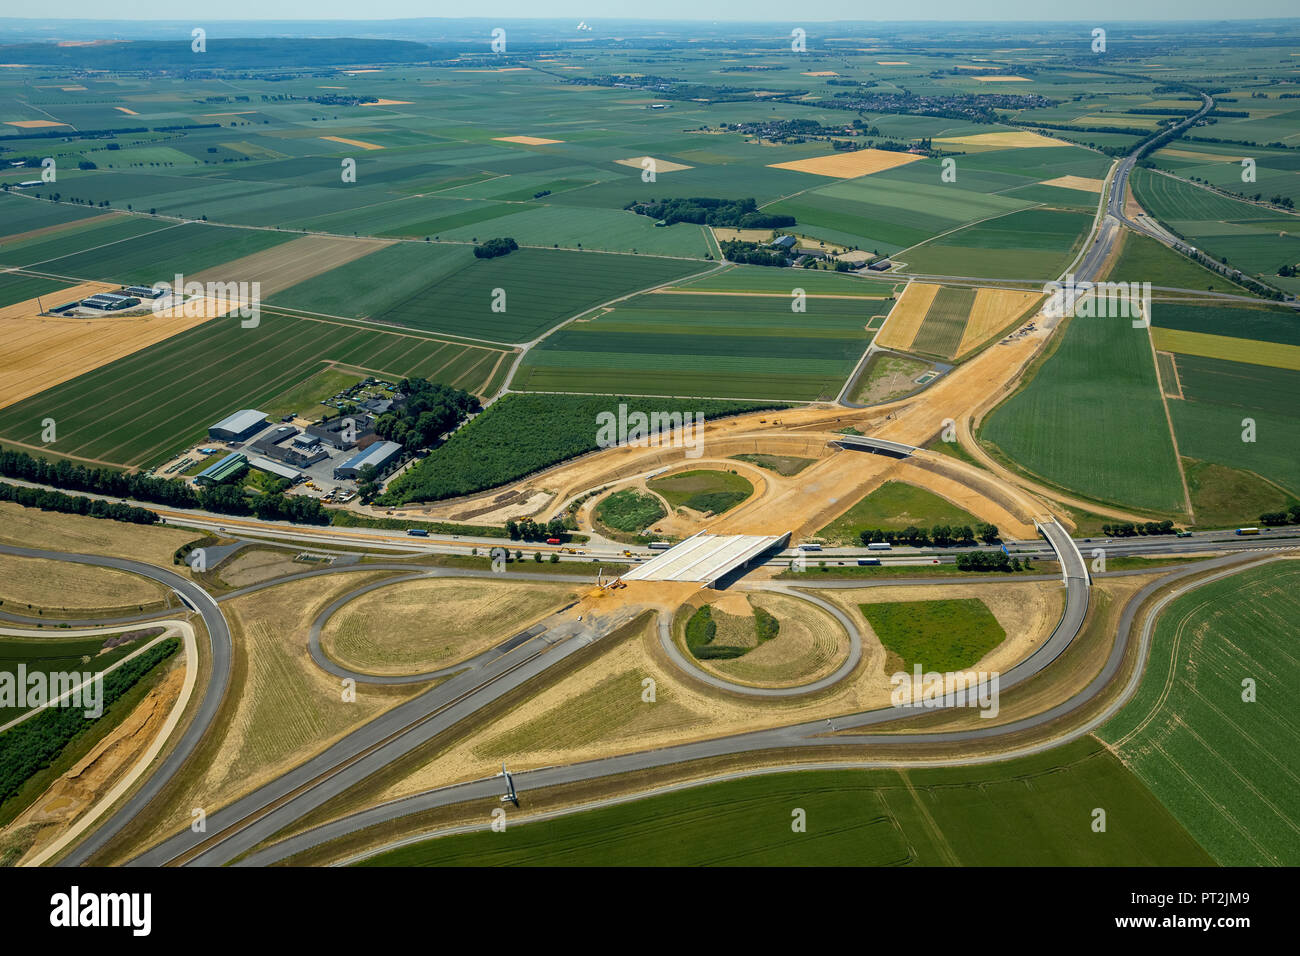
<box><xmin>21</xmin><ymin>2</ymin><xmax>1300</xmax><ymax>22</ymax></box>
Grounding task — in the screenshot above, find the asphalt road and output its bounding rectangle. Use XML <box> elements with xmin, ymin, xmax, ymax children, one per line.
<box><xmin>0</xmin><ymin>544</ymin><xmax>233</xmax><ymax>868</ymax></box>
<box><xmin>237</xmin><ymin>547</ymin><xmax>1264</xmax><ymax>867</ymax></box>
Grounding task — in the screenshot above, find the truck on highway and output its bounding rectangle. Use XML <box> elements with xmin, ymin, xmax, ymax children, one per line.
<box><xmin>546</xmin><ymin>537</ymin><xmax>561</xmax><ymax>545</ymax></box>
<box><xmin>1176</xmin><ymin>530</ymin><xmax>1193</xmax><ymax>538</ymax></box>
<box><xmin>1235</xmin><ymin>527</ymin><xmax>1260</xmax><ymax>535</ymax></box>
<box><xmin>797</xmin><ymin>543</ymin><xmax>822</xmax><ymax>552</ymax></box>
<box><xmin>867</xmin><ymin>542</ymin><xmax>892</xmax><ymax>551</ymax></box>
<box><xmin>406</xmin><ymin>528</ymin><xmax>429</xmax><ymax>537</ymax></box>
<box><xmin>648</xmin><ymin>541</ymin><xmax>672</xmax><ymax>550</ymax></box>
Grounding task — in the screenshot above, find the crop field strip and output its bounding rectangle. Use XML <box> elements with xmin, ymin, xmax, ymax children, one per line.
<box><xmin>1163</xmin><ymin>353</ymin><xmax>1300</xmax><ymax>494</ymax></box>
<box><xmin>909</xmin><ymin>286</ymin><xmax>976</xmax><ymax>359</ymax></box>
<box><xmin>0</xmin><ymin>309</ymin><xmax>508</xmax><ymax>468</ymax></box>
<box><xmin>1100</xmin><ymin>561</ymin><xmax>1300</xmax><ymax>866</ymax></box>
<box><xmin>358</xmin><ymin>739</ymin><xmax>1210</xmax><ymax>866</ymax></box>
<box><xmin>514</xmin><ymin>292</ymin><xmax>875</xmax><ymax>402</ymax></box>
<box><xmin>982</xmin><ymin>313</ymin><xmax>1187</xmax><ymax>513</ymax></box>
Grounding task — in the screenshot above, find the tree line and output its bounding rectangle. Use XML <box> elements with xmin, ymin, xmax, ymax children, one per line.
<box><xmin>857</xmin><ymin>523</ymin><xmax>1000</xmax><ymax>547</ymax></box>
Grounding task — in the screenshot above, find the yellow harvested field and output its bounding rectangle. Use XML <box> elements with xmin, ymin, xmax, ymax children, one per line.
<box><xmin>0</xmin><ymin>554</ymin><xmax>167</xmax><ymax>611</ymax></box>
<box><xmin>320</xmin><ymin>577</ymin><xmax>577</xmax><ymax>676</ymax></box>
<box><xmin>933</xmin><ymin>130</ymin><xmax>1069</xmax><ymax>149</ymax></box>
<box><xmin>1159</xmin><ymin>147</ymin><xmax>1243</xmax><ymax>162</ymax></box>
<box><xmin>361</xmin><ymin>99</ymin><xmax>412</xmax><ymax>106</ymax></box>
<box><xmin>0</xmin><ymin>501</ymin><xmax>196</xmax><ymax>565</ymax></box>
<box><xmin>188</xmin><ymin>234</ymin><xmax>389</xmax><ymax>297</ymax></box>
<box><xmin>114</xmin><ymin>106</ymin><xmax>138</xmax><ymax>115</ymax></box>
<box><xmin>494</xmin><ymin>135</ymin><xmax>564</xmax><ymax>145</ymax></box>
<box><xmin>1151</xmin><ymin>327</ymin><xmax>1300</xmax><ymax>371</ymax></box>
<box><xmin>5</xmin><ymin>120</ymin><xmax>66</xmax><ymax>128</ymax></box>
<box><xmin>319</xmin><ymin>135</ymin><xmax>384</xmax><ymax>150</ymax></box>
<box><xmin>874</xmin><ymin>282</ymin><xmax>941</xmax><ymax>351</ymax></box>
<box><xmin>973</xmin><ymin>75</ymin><xmax>1031</xmax><ymax>82</ymax></box>
<box><xmin>956</xmin><ymin>288</ymin><xmax>1044</xmax><ymax>357</ymax></box>
<box><xmin>802</xmin><ymin>71</ymin><xmax>839</xmax><ymax>76</ymax></box>
<box><xmin>1039</xmin><ymin>175</ymin><xmax>1104</xmax><ymax>193</ymax></box>
<box><xmin>615</xmin><ymin>155</ymin><xmax>693</xmax><ymax>173</ymax></box>
<box><xmin>767</xmin><ymin>147</ymin><xmax>924</xmax><ymax>179</ymax></box>
<box><xmin>0</xmin><ymin>282</ymin><xmax>222</xmax><ymax>410</ymax></box>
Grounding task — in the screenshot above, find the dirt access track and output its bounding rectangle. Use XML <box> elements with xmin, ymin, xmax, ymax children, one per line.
<box><xmin>399</xmin><ymin>307</ymin><xmax>1067</xmax><ymax>541</ymax></box>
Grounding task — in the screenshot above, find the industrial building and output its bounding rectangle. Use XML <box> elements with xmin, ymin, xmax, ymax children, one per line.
<box><xmin>195</xmin><ymin>452</ymin><xmax>248</xmax><ymax>486</ymax></box>
<box><xmin>307</xmin><ymin>414</ymin><xmax>376</xmax><ymax>450</ymax></box>
<box><xmin>250</xmin><ymin>426</ymin><xmax>328</xmax><ymax>468</ymax></box>
<box><xmin>247</xmin><ymin>455</ymin><xmax>304</xmax><ymax>483</ymax></box>
<box><xmin>208</xmin><ymin>409</ymin><xmax>270</xmax><ymax>443</ymax></box>
<box><xmin>333</xmin><ymin>440</ymin><xmax>403</xmax><ymax>480</ymax></box>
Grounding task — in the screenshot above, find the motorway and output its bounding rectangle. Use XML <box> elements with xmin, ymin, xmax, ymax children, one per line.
<box><xmin>12</xmin><ymin>81</ymin><xmax>1287</xmax><ymax>868</ymax></box>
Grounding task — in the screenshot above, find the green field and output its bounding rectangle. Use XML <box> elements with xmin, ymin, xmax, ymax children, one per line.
<box><xmin>859</xmin><ymin>597</ymin><xmax>1006</xmax><ymax>672</ymax></box>
<box><xmin>594</xmin><ymin>489</ymin><xmax>666</xmax><ymax>534</ymax></box>
<box><xmin>357</xmin><ymin>738</ymin><xmax>1210</xmax><ymax>866</ymax></box>
<box><xmin>730</xmin><ymin>454</ymin><xmax>815</xmax><ymax>476</ymax></box>
<box><xmin>272</xmin><ymin>245</ymin><xmax>704</xmax><ymax>344</ymax></box>
<box><xmin>1100</xmin><ymin>561</ymin><xmax>1300</xmax><ymax>865</ymax></box>
<box><xmin>1154</xmin><ymin>300</ymin><xmax>1300</xmax><ymax>347</ymax></box>
<box><xmin>818</xmin><ymin>481</ymin><xmax>981</xmax><ymax>546</ymax></box>
<box><xmin>0</xmin><ymin>632</ymin><xmax>155</xmax><ymax>724</ymax></box>
<box><xmin>0</xmin><ymin>312</ymin><xmax>508</xmax><ymax>468</ymax></box>
<box><xmin>1164</xmin><ymin>354</ymin><xmax>1300</xmax><ymax>496</ymax></box>
<box><xmin>515</xmin><ymin>291</ymin><xmax>875</xmax><ymax>401</ymax></box>
<box><xmin>1107</xmin><ymin>230</ymin><xmax>1251</xmax><ymax>295</ymax></box>
<box><xmin>647</xmin><ymin>468</ymin><xmax>754</xmax><ymax>515</ymax></box>
<box><xmin>982</xmin><ymin>314</ymin><xmax>1186</xmax><ymax>512</ymax></box>
<box><xmin>900</xmin><ymin>208</ymin><xmax>1092</xmax><ymax>281</ymax></box>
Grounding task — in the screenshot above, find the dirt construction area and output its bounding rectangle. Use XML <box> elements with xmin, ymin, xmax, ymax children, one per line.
<box><xmin>392</xmin><ymin>295</ymin><xmax>1056</xmax><ymax>541</ymax></box>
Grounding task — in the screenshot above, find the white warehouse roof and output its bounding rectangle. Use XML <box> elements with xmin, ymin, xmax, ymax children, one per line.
<box><xmin>337</xmin><ymin>440</ymin><xmax>402</xmax><ymax>472</ymax></box>
<box><xmin>210</xmin><ymin>409</ymin><xmax>268</xmax><ymax>434</ymax></box>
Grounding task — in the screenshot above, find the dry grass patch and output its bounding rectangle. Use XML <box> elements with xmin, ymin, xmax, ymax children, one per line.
<box><xmin>933</xmin><ymin>131</ymin><xmax>1067</xmax><ymax>149</ymax></box>
<box><xmin>319</xmin><ymin>135</ymin><xmax>384</xmax><ymax>150</ymax></box>
<box><xmin>4</xmin><ymin>120</ymin><xmax>66</xmax><ymax>128</ymax></box>
<box><xmin>0</xmin><ymin>554</ymin><xmax>167</xmax><ymax>613</ymax></box>
<box><xmin>494</xmin><ymin>135</ymin><xmax>564</xmax><ymax>145</ymax></box>
<box><xmin>189</xmin><ymin>235</ymin><xmax>388</xmax><ymax>298</ymax></box>
<box><xmin>215</xmin><ymin>548</ymin><xmax>305</xmax><ymax>588</ymax></box>
<box><xmin>767</xmin><ymin>148</ymin><xmax>923</xmax><ymax>179</ymax></box>
<box><xmin>708</xmin><ymin>591</ymin><xmax>849</xmax><ymax>688</ymax></box>
<box><xmin>0</xmin><ymin>502</ymin><xmax>196</xmax><ymax>566</ymax></box>
<box><xmin>615</xmin><ymin>156</ymin><xmax>693</xmax><ymax>173</ymax></box>
<box><xmin>1039</xmin><ymin>175</ymin><xmax>1105</xmax><ymax>193</ymax></box>
<box><xmin>320</xmin><ymin>577</ymin><xmax>578</xmax><ymax>676</ymax></box>
<box><xmin>874</xmin><ymin>282</ymin><xmax>941</xmax><ymax>351</ymax></box>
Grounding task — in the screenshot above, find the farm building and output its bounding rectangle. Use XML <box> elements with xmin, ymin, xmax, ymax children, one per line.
<box><xmin>209</xmin><ymin>409</ymin><xmax>269</xmax><ymax>443</ymax></box>
<box><xmin>80</xmin><ymin>292</ymin><xmax>140</xmax><ymax>311</ymax></box>
<box><xmin>333</xmin><ymin>440</ymin><xmax>403</xmax><ymax>480</ymax></box>
<box><xmin>124</xmin><ymin>285</ymin><xmax>165</xmax><ymax>299</ymax></box>
<box><xmin>867</xmin><ymin>258</ymin><xmax>893</xmax><ymax>272</ymax></box>
<box><xmin>771</xmin><ymin>235</ymin><xmax>798</xmax><ymax>250</ymax></box>
<box><xmin>195</xmin><ymin>452</ymin><xmax>247</xmax><ymax>486</ymax></box>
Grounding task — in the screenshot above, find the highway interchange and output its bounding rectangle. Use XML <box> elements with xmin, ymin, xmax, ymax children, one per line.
<box><xmin>5</xmin><ymin>81</ymin><xmax>1296</xmax><ymax>868</ymax></box>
